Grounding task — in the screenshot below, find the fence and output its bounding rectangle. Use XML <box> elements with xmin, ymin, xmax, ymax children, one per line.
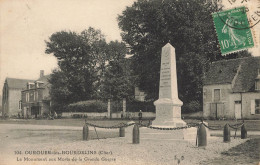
<box><xmin>83</xmin><ymin>120</ymin><xmax>247</xmax><ymax>147</ymax></box>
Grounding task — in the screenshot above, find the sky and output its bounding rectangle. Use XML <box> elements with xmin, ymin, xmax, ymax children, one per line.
<box><xmin>0</xmin><ymin>0</ymin><xmax>259</xmax><ymax>97</ymax></box>
<box><xmin>0</xmin><ymin>0</ymin><xmax>135</xmax><ymax>95</ymax></box>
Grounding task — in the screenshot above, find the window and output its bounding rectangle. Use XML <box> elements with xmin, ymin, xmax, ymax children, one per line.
<box><xmin>33</xmin><ymin>91</ymin><xmax>36</xmax><ymax>101</ymax></box>
<box><xmin>19</xmin><ymin>100</ymin><xmax>21</xmax><ymax>109</ymax></box>
<box><xmin>214</xmin><ymin>89</ymin><xmax>220</xmax><ymax>102</ymax></box>
<box><xmin>256</xmin><ymin>69</ymin><xmax>260</xmax><ymax>90</ymax></box>
<box><xmin>256</xmin><ymin>100</ymin><xmax>260</xmax><ymax>114</ymax></box>
<box><xmin>235</xmin><ymin>101</ymin><xmax>241</xmax><ymax>104</ymax></box>
<box><xmin>251</xmin><ymin>99</ymin><xmax>260</xmax><ymax>115</ymax></box>
<box><xmin>255</xmin><ymin>80</ymin><xmax>260</xmax><ymax>91</ymax></box>
<box><xmin>35</xmin><ymin>91</ymin><xmax>38</xmax><ymax>101</ymax></box>
<box><xmin>26</xmin><ymin>93</ymin><xmax>29</xmax><ymax>102</ymax></box>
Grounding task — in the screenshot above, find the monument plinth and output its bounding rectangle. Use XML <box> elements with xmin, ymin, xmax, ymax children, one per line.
<box><xmin>152</xmin><ymin>43</ymin><xmax>186</xmax><ymax>127</ymax></box>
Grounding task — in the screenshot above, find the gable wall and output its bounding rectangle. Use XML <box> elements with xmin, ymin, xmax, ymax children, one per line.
<box><xmin>203</xmin><ymin>84</ymin><xmax>232</xmax><ymax>118</ymax></box>
<box><xmin>8</xmin><ymin>89</ymin><xmax>22</xmax><ymax>116</ymax></box>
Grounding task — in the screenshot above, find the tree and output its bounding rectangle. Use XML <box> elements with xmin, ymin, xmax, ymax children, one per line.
<box><xmin>48</xmin><ymin>69</ymin><xmax>71</xmax><ymax>112</ymax></box>
<box><xmin>46</xmin><ymin>28</ymin><xmax>135</xmax><ymax>110</ymax></box>
<box><xmin>99</xmin><ymin>41</ymin><xmax>135</xmax><ymax>101</ymax></box>
<box><xmin>118</xmin><ymin>0</ymin><xmax>251</xmax><ymax>111</ymax></box>
<box><xmin>45</xmin><ymin>27</ymin><xmax>109</xmax><ymax>106</ymax></box>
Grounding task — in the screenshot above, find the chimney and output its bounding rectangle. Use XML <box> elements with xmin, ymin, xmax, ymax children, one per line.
<box><xmin>40</xmin><ymin>70</ymin><xmax>44</xmax><ymax>78</ymax></box>
<box><xmin>27</xmin><ymin>82</ymin><xmax>30</xmax><ymax>90</ymax></box>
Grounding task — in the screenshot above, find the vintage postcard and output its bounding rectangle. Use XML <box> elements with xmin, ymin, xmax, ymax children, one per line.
<box><xmin>0</xmin><ymin>0</ymin><xmax>259</xmax><ymax>165</ymax></box>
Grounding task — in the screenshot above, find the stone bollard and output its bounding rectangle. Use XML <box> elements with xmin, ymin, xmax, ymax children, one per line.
<box><xmin>197</xmin><ymin>123</ymin><xmax>207</xmax><ymax>147</ymax></box>
<box><xmin>133</xmin><ymin>124</ymin><xmax>140</xmax><ymax>144</ymax></box>
<box><xmin>83</xmin><ymin>124</ymin><xmax>89</xmax><ymax>141</ymax></box>
<box><xmin>241</xmin><ymin>124</ymin><xmax>247</xmax><ymax>139</ymax></box>
<box><xmin>223</xmin><ymin>124</ymin><xmax>230</xmax><ymax>142</ymax></box>
<box><xmin>119</xmin><ymin>127</ymin><xmax>125</xmax><ymax>137</ymax></box>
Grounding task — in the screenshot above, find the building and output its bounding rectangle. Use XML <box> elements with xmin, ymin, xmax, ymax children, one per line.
<box><xmin>203</xmin><ymin>56</ymin><xmax>260</xmax><ymax>119</ymax></box>
<box><xmin>21</xmin><ymin>71</ymin><xmax>51</xmax><ymax>118</ymax></box>
<box><xmin>134</xmin><ymin>87</ymin><xmax>146</xmax><ymax>101</ymax></box>
<box><xmin>2</xmin><ymin>78</ymin><xmax>34</xmax><ymax>117</ymax></box>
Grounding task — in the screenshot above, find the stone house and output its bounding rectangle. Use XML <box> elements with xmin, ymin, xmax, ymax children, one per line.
<box><xmin>21</xmin><ymin>71</ymin><xmax>51</xmax><ymax>118</ymax></box>
<box><xmin>203</xmin><ymin>56</ymin><xmax>260</xmax><ymax>119</ymax></box>
<box><xmin>2</xmin><ymin>78</ymin><xmax>34</xmax><ymax>117</ymax></box>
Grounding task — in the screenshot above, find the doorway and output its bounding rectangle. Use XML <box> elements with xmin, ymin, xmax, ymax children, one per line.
<box><xmin>234</xmin><ymin>101</ymin><xmax>242</xmax><ymax>119</ymax></box>
<box><xmin>31</xmin><ymin>106</ymin><xmax>40</xmax><ymax>118</ymax></box>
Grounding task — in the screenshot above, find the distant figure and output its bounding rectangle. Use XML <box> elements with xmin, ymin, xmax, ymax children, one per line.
<box><xmin>138</xmin><ymin>110</ymin><xmax>142</xmax><ymax>124</ymax></box>
<box><xmin>54</xmin><ymin>111</ymin><xmax>57</xmax><ymax>119</ymax></box>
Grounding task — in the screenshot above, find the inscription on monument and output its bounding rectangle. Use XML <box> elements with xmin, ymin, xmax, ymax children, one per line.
<box><xmin>159</xmin><ymin>47</ymin><xmax>171</xmax><ymax>98</ymax></box>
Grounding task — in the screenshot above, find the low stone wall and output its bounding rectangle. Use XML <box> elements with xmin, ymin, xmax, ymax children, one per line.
<box><xmin>111</xmin><ymin>112</ymin><xmax>156</xmax><ymax>119</ymax></box>
<box><xmin>62</xmin><ymin>112</ymin><xmax>156</xmax><ymax>119</ymax></box>
<box><xmin>62</xmin><ymin>112</ymin><xmax>108</xmax><ymax>118</ymax></box>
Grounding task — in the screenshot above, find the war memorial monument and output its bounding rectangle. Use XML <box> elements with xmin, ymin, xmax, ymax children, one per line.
<box><xmin>141</xmin><ymin>43</ymin><xmax>197</xmax><ymax>140</ymax></box>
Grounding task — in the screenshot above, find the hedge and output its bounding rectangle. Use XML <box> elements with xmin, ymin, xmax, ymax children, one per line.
<box><xmin>66</xmin><ymin>100</ymin><xmax>107</xmax><ymax>113</ymax></box>
<box><xmin>66</xmin><ymin>99</ymin><xmax>155</xmax><ymax>113</ymax></box>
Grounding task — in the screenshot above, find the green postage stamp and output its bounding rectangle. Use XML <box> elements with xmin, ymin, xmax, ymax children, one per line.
<box><xmin>212</xmin><ymin>6</ymin><xmax>254</xmax><ymax>55</ymax></box>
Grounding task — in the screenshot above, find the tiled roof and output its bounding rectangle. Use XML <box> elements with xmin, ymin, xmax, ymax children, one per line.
<box><xmin>5</xmin><ymin>74</ymin><xmax>51</xmax><ymax>90</ymax></box>
<box><xmin>5</xmin><ymin>78</ymin><xmax>35</xmax><ymax>89</ymax></box>
<box><xmin>204</xmin><ymin>56</ymin><xmax>260</xmax><ymax>92</ymax></box>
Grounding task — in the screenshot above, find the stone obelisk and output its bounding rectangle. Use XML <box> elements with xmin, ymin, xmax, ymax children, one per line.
<box><xmin>153</xmin><ymin>43</ymin><xmax>186</xmax><ymax>127</ymax></box>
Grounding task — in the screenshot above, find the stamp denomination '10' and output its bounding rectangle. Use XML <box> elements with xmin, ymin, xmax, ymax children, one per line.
<box><xmin>212</xmin><ymin>6</ymin><xmax>255</xmax><ymax>55</ymax></box>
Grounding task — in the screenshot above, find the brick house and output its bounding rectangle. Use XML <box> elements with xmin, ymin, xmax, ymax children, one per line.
<box><xmin>203</xmin><ymin>56</ymin><xmax>260</xmax><ymax>119</ymax></box>
<box><xmin>2</xmin><ymin>78</ymin><xmax>34</xmax><ymax>117</ymax></box>
<box><xmin>21</xmin><ymin>71</ymin><xmax>51</xmax><ymax>118</ymax></box>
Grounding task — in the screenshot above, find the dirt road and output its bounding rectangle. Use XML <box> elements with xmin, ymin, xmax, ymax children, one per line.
<box><xmin>1</xmin><ymin>123</ymin><xmax>257</xmax><ymax>165</ymax></box>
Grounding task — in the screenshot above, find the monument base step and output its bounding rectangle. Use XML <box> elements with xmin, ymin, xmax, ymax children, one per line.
<box><xmin>151</xmin><ymin>119</ymin><xmax>187</xmax><ymax>127</ymax></box>
<box><xmin>139</xmin><ymin>127</ymin><xmax>197</xmax><ymax>144</ymax></box>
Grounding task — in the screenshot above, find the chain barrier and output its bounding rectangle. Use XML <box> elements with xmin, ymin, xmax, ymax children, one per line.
<box><xmin>146</xmin><ymin>125</ymin><xmax>192</xmax><ymax>130</ymax></box>
<box><xmin>201</xmin><ymin>122</ymin><xmax>244</xmax><ymax>130</ymax></box>
<box><xmin>228</xmin><ymin>123</ymin><xmax>244</xmax><ymax>130</ymax></box>
<box><xmin>138</xmin><ymin>123</ymin><xmax>151</xmax><ymax>128</ymax></box>
<box><xmin>139</xmin><ymin>123</ymin><xmax>198</xmax><ymax>130</ymax></box>
<box><xmin>85</xmin><ymin>121</ymin><xmax>198</xmax><ymax>130</ymax></box>
<box><xmin>85</xmin><ymin>122</ymin><xmax>135</xmax><ymax>129</ymax></box>
<box><xmin>188</xmin><ymin>123</ymin><xmax>200</xmax><ymax>127</ymax></box>
<box><xmin>85</xmin><ymin>121</ymin><xmax>244</xmax><ymax>131</ymax></box>
<box><xmin>201</xmin><ymin>123</ymin><xmax>222</xmax><ymax>130</ymax></box>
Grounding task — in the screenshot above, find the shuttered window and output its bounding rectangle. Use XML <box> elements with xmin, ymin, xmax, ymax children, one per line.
<box><xmin>251</xmin><ymin>100</ymin><xmax>255</xmax><ymax>115</ymax></box>
<box><xmin>214</xmin><ymin>89</ymin><xmax>220</xmax><ymax>102</ymax></box>
<box><xmin>26</xmin><ymin>93</ymin><xmax>29</xmax><ymax>102</ymax></box>
<box><xmin>256</xmin><ymin>100</ymin><xmax>260</xmax><ymax>114</ymax></box>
